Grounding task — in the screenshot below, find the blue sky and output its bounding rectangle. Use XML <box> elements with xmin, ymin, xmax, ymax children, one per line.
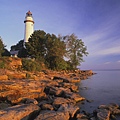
<box><xmin>0</xmin><ymin>0</ymin><xmax>120</xmax><ymax>69</ymax></box>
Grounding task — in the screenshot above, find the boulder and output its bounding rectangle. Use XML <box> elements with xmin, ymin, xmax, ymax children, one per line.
<box><xmin>98</xmin><ymin>103</ymin><xmax>120</xmax><ymax>114</ymax></box>
<box><xmin>8</xmin><ymin>73</ymin><xmax>26</xmax><ymax>79</ymax></box>
<box><xmin>53</xmin><ymin>97</ymin><xmax>75</xmax><ymax>108</ymax></box>
<box><xmin>62</xmin><ymin>83</ymin><xmax>79</xmax><ymax>92</ymax></box>
<box><xmin>58</xmin><ymin>104</ymin><xmax>79</xmax><ymax>118</ymax></box>
<box><xmin>22</xmin><ymin>98</ymin><xmax>38</xmax><ymax>104</ymax></box>
<box><xmin>34</xmin><ymin>110</ymin><xmax>70</xmax><ymax>120</ymax></box>
<box><xmin>0</xmin><ymin>75</ymin><xmax>8</xmax><ymax>80</ymax></box>
<box><xmin>53</xmin><ymin>76</ymin><xmax>69</xmax><ymax>83</ymax></box>
<box><xmin>97</xmin><ymin>109</ymin><xmax>110</xmax><ymax>120</ymax></box>
<box><xmin>8</xmin><ymin>57</ymin><xmax>22</xmax><ymax>70</ymax></box>
<box><xmin>41</xmin><ymin>103</ymin><xmax>54</xmax><ymax>110</ymax></box>
<box><xmin>68</xmin><ymin>77</ymin><xmax>80</xmax><ymax>83</ymax></box>
<box><xmin>45</xmin><ymin>86</ymin><xmax>71</xmax><ymax>97</ymax></box>
<box><xmin>65</xmin><ymin>92</ymin><xmax>85</xmax><ymax>102</ymax></box>
<box><xmin>0</xmin><ymin>103</ymin><xmax>40</xmax><ymax>120</ymax></box>
<box><xmin>0</xmin><ymin>102</ymin><xmax>11</xmax><ymax>110</ymax></box>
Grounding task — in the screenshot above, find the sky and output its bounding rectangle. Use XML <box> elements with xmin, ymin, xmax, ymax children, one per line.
<box><xmin>0</xmin><ymin>0</ymin><xmax>120</xmax><ymax>70</ymax></box>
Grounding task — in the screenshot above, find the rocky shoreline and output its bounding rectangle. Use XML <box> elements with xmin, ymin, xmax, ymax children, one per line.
<box><xmin>0</xmin><ymin>69</ymin><xmax>120</xmax><ymax>120</ymax></box>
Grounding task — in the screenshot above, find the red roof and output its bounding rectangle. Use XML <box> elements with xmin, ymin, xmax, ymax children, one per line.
<box><xmin>27</xmin><ymin>11</ymin><xmax>32</xmax><ymax>15</ymax></box>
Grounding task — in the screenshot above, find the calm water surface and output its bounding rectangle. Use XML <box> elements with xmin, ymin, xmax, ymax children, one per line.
<box><xmin>79</xmin><ymin>70</ymin><xmax>120</xmax><ymax>113</ymax></box>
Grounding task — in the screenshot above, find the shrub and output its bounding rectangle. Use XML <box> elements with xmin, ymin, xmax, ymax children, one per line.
<box><xmin>0</xmin><ymin>61</ymin><xmax>5</xmax><ymax>68</ymax></box>
<box><xmin>0</xmin><ymin>57</ymin><xmax>11</xmax><ymax>69</ymax></box>
<box><xmin>46</xmin><ymin>56</ymin><xmax>68</xmax><ymax>70</ymax></box>
<box><xmin>22</xmin><ymin>58</ymin><xmax>42</xmax><ymax>72</ymax></box>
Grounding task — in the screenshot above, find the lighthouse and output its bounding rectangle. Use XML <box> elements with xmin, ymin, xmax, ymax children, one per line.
<box><xmin>24</xmin><ymin>11</ymin><xmax>34</xmax><ymax>43</ymax></box>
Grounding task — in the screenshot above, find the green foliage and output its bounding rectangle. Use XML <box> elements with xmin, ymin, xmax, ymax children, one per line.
<box><xmin>45</xmin><ymin>34</ymin><xmax>66</xmax><ymax>58</ymax></box>
<box><xmin>2</xmin><ymin>49</ymin><xmax>11</xmax><ymax>57</ymax></box>
<box><xmin>18</xmin><ymin>48</ymin><xmax>28</xmax><ymax>58</ymax></box>
<box><xmin>46</xmin><ymin>56</ymin><xmax>68</xmax><ymax>70</ymax></box>
<box><xmin>0</xmin><ymin>37</ymin><xmax>5</xmax><ymax>57</ymax></box>
<box><xmin>25</xmin><ymin>30</ymin><xmax>67</xmax><ymax>70</ymax></box>
<box><xmin>45</xmin><ymin>33</ymin><xmax>67</xmax><ymax>70</ymax></box>
<box><xmin>26</xmin><ymin>73</ymin><xmax>31</xmax><ymax>79</ymax></box>
<box><xmin>63</xmin><ymin>34</ymin><xmax>88</xmax><ymax>69</ymax></box>
<box><xmin>22</xmin><ymin>58</ymin><xmax>42</xmax><ymax>72</ymax></box>
<box><xmin>0</xmin><ymin>61</ymin><xmax>5</xmax><ymax>68</ymax></box>
<box><xmin>11</xmin><ymin>40</ymin><xmax>24</xmax><ymax>51</ymax></box>
<box><xmin>0</xmin><ymin>57</ymin><xmax>11</xmax><ymax>69</ymax></box>
<box><xmin>25</xmin><ymin>30</ymin><xmax>47</xmax><ymax>61</ymax></box>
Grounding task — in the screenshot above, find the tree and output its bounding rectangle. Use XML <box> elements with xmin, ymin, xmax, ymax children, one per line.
<box><xmin>25</xmin><ymin>30</ymin><xmax>47</xmax><ymax>61</ymax></box>
<box><xmin>18</xmin><ymin>48</ymin><xmax>28</xmax><ymax>58</ymax></box>
<box><xmin>11</xmin><ymin>40</ymin><xmax>24</xmax><ymax>51</ymax></box>
<box><xmin>25</xmin><ymin>30</ymin><xmax>67</xmax><ymax>70</ymax></box>
<box><xmin>2</xmin><ymin>48</ymin><xmax>11</xmax><ymax>57</ymax></box>
<box><xmin>0</xmin><ymin>37</ymin><xmax>5</xmax><ymax>57</ymax></box>
<box><xmin>45</xmin><ymin>34</ymin><xmax>66</xmax><ymax>69</ymax></box>
<box><xmin>63</xmin><ymin>34</ymin><xmax>88</xmax><ymax>69</ymax></box>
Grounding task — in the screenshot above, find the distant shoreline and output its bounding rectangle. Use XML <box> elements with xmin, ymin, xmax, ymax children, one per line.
<box><xmin>92</xmin><ymin>69</ymin><xmax>120</xmax><ymax>71</ymax></box>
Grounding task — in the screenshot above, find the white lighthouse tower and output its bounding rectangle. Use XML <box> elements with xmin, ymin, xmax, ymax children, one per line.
<box><xmin>24</xmin><ymin>11</ymin><xmax>34</xmax><ymax>43</ymax></box>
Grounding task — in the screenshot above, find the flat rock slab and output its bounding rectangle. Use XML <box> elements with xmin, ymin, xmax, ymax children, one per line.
<box><xmin>34</xmin><ymin>110</ymin><xmax>70</xmax><ymax>120</ymax></box>
<box><xmin>97</xmin><ymin>109</ymin><xmax>110</xmax><ymax>120</ymax></box>
<box><xmin>0</xmin><ymin>103</ymin><xmax>40</xmax><ymax>120</ymax></box>
<box><xmin>53</xmin><ymin>97</ymin><xmax>75</xmax><ymax>107</ymax></box>
<box><xmin>58</xmin><ymin>104</ymin><xmax>79</xmax><ymax>118</ymax></box>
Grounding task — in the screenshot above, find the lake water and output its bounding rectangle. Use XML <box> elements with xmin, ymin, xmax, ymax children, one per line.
<box><xmin>79</xmin><ymin>70</ymin><xmax>120</xmax><ymax>114</ymax></box>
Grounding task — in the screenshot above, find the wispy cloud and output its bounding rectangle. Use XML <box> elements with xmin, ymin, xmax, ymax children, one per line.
<box><xmin>81</xmin><ymin>14</ymin><xmax>120</xmax><ymax>57</ymax></box>
<box><xmin>117</xmin><ymin>60</ymin><xmax>120</xmax><ymax>63</ymax></box>
<box><xmin>91</xmin><ymin>46</ymin><xmax>120</xmax><ymax>56</ymax></box>
<box><xmin>104</xmin><ymin>62</ymin><xmax>111</xmax><ymax>64</ymax></box>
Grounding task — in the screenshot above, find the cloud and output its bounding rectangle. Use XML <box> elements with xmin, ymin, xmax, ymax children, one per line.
<box><xmin>117</xmin><ymin>60</ymin><xmax>120</xmax><ymax>63</ymax></box>
<box><xmin>91</xmin><ymin>46</ymin><xmax>120</xmax><ymax>56</ymax></box>
<box><xmin>81</xmin><ymin>17</ymin><xmax>120</xmax><ymax>57</ymax></box>
<box><xmin>104</xmin><ymin>62</ymin><xmax>111</xmax><ymax>64</ymax></box>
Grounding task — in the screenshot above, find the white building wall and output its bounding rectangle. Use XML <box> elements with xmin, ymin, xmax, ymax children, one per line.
<box><xmin>24</xmin><ymin>21</ymin><xmax>34</xmax><ymax>42</ymax></box>
<box><xmin>24</xmin><ymin>11</ymin><xmax>34</xmax><ymax>43</ymax></box>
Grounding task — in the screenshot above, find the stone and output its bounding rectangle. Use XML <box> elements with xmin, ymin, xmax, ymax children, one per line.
<box><xmin>34</xmin><ymin>110</ymin><xmax>70</xmax><ymax>120</ymax></box>
<box><xmin>53</xmin><ymin>76</ymin><xmax>69</xmax><ymax>83</ymax></box>
<box><xmin>86</xmin><ymin>99</ymin><xmax>94</xmax><ymax>103</ymax></box>
<box><xmin>76</xmin><ymin>113</ymin><xmax>88</xmax><ymax>119</ymax></box>
<box><xmin>97</xmin><ymin>109</ymin><xmax>110</xmax><ymax>120</ymax></box>
<box><xmin>62</xmin><ymin>83</ymin><xmax>79</xmax><ymax>92</ymax></box>
<box><xmin>58</xmin><ymin>104</ymin><xmax>79</xmax><ymax>118</ymax></box>
<box><xmin>65</xmin><ymin>92</ymin><xmax>85</xmax><ymax>102</ymax></box>
<box><xmin>41</xmin><ymin>103</ymin><xmax>54</xmax><ymax>110</ymax></box>
<box><xmin>8</xmin><ymin>57</ymin><xmax>22</xmax><ymax>70</ymax></box>
<box><xmin>0</xmin><ymin>102</ymin><xmax>11</xmax><ymax>110</ymax></box>
<box><xmin>0</xmin><ymin>103</ymin><xmax>40</xmax><ymax>120</ymax></box>
<box><xmin>48</xmin><ymin>87</ymin><xmax>64</xmax><ymax>96</ymax></box>
<box><xmin>22</xmin><ymin>98</ymin><xmax>38</xmax><ymax>104</ymax></box>
<box><xmin>69</xmin><ymin>77</ymin><xmax>80</xmax><ymax>83</ymax></box>
<box><xmin>8</xmin><ymin>73</ymin><xmax>26</xmax><ymax>79</ymax></box>
<box><xmin>53</xmin><ymin>97</ymin><xmax>69</xmax><ymax>107</ymax></box>
<box><xmin>0</xmin><ymin>75</ymin><xmax>8</xmax><ymax>80</ymax></box>
<box><xmin>98</xmin><ymin>103</ymin><xmax>120</xmax><ymax>114</ymax></box>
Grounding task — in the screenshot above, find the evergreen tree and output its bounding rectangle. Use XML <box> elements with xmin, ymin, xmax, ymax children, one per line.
<box><xmin>2</xmin><ymin>49</ymin><xmax>11</xmax><ymax>57</ymax></box>
<box><xmin>0</xmin><ymin>37</ymin><xmax>5</xmax><ymax>57</ymax></box>
<box><xmin>25</xmin><ymin>30</ymin><xmax>47</xmax><ymax>61</ymax></box>
<box><xmin>45</xmin><ymin>33</ymin><xmax>66</xmax><ymax>69</ymax></box>
<box><xmin>25</xmin><ymin>30</ymin><xmax>67</xmax><ymax>70</ymax></box>
<box><xmin>11</xmin><ymin>40</ymin><xmax>24</xmax><ymax>51</ymax></box>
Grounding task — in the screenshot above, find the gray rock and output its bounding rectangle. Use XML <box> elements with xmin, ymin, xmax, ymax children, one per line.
<box><xmin>97</xmin><ymin>109</ymin><xmax>110</xmax><ymax>120</ymax></box>
<box><xmin>34</xmin><ymin>110</ymin><xmax>70</xmax><ymax>120</ymax></box>
<box><xmin>41</xmin><ymin>103</ymin><xmax>54</xmax><ymax>110</ymax></box>
<box><xmin>0</xmin><ymin>103</ymin><xmax>40</xmax><ymax>120</ymax></box>
<box><xmin>53</xmin><ymin>97</ymin><xmax>75</xmax><ymax>108</ymax></box>
<box><xmin>58</xmin><ymin>104</ymin><xmax>79</xmax><ymax>118</ymax></box>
